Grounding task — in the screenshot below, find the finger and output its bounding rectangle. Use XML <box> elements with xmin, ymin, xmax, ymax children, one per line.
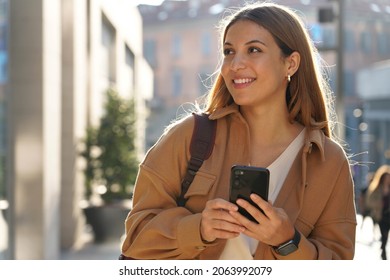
<box><xmin>210</xmin><ymin>228</ymin><xmax>242</xmax><ymax>240</ymax></box>
<box><xmin>201</xmin><ymin>213</ymin><xmax>245</xmax><ymax>241</ymax></box>
<box><xmin>214</xmin><ymin>207</ymin><xmax>242</xmax><ymax>225</ymax></box>
<box><xmin>233</xmin><ymin>199</ymin><xmax>266</xmax><ymax>226</ymax></box>
<box><xmin>249</xmin><ymin>193</ymin><xmax>274</xmax><ymax>218</ymax></box>
<box><xmin>228</xmin><ymin>208</ymin><xmax>252</xmax><ymax>226</ymax></box>
<box><xmin>206</xmin><ymin>198</ymin><xmax>238</xmax><ymax>212</ymax></box>
<box><xmin>201</xmin><ymin>200</ymin><xmax>244</xmax><ymax>241</ymax></box>
<box><xmin>202</xmin><ymin>203</ymin><xmax>240</xmax><ymax>226</ymax></box>
<box><xmin>210</xmin><ymin>218</ymin><xmax>246</xmax><ymax>234</ymax></box>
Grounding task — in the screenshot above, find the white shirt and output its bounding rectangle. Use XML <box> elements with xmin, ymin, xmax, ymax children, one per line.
<box><xmin>219</xmin><ymin>128</ymin><xmax>306</xmax><ymax>260</ymax></box>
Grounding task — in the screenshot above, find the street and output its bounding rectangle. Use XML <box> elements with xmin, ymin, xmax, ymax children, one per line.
<box><xmin>355</xmin><ymin>214</ymin><xmax>388</xmax><ymax>260</ymax></box>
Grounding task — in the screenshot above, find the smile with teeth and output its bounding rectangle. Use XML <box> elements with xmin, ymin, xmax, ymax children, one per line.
<box><xmin>233</xmin><ymin>78</ymin><xmax>255</xmax><ymax>84</ymax></box>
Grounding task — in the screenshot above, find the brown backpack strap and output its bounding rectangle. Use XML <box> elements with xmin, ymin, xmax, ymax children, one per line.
<box><xmin>177</xmin><ymin>113</ymin><xmax>217</xmax><ymax>207</ymax></box>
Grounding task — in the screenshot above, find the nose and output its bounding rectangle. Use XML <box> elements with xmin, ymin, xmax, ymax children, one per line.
<box><xmin>230</xmin><ymin>54</ymin><xmax>246</xmax><ymax>72</ymax></box>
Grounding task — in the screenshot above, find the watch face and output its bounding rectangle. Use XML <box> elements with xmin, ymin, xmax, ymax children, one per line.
<box><xmin>274</xmin><ymin>229</ymin><xmax>301</xmax><ymax>256</ymax></box>
<box><xmin>276</xmin><ymin>243</ymin><xmax>298</xmax><ymax>256</ymax></box>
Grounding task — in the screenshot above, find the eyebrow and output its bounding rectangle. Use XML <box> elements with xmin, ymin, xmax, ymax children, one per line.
<box><xmin>224</xmin><ymin>39</ymin><xmax>267</xmax><ymax>47</ymax></box>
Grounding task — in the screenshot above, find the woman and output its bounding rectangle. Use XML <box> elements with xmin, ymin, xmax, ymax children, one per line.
<box><xmin>121</xmin><ymin>2</ymin><xmax>356</xmax><ymax>260</ymax></box>
<box><xmin>366</xmin><ymin>165</ymin><xmax>390</xmax><ymax>259</ymax></box>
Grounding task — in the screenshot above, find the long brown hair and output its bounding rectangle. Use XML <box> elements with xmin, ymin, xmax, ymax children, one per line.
<box><xmin>204</xmin><ymin>2</ymin><xmax>335</xmax><ymax>138</ymax></box>
<box><xmin>367</xmin><ymin>165</ymin><xmax>390</xmax><ymax>194</ymax></box>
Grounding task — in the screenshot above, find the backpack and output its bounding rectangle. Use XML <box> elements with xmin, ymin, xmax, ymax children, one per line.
<box><xmin>118</xmin><ymin>112</ymin><xmax>216</xmax><ymax>260</ymax></box>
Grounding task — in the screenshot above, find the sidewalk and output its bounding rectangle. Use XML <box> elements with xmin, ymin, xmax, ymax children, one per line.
<box><xmin>60</xmin><ymin>214</ymin><xmax>388</xmax><ymax>260</ymax></box>
<box><xmin>60</xmin><ymin>226</ymin><xmax>123</xmax><ymax>260</ymax></box>
<box><xmin>354</xmin><ymin>214</ymin><xmax>387</xmax><ymax>260</ymax></box>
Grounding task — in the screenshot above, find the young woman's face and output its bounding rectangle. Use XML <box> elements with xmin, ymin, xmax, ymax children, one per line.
<box><xmin>221</xmin><ymin>20</ymin><xmax>290</xmax><ymax>109</ymax></box>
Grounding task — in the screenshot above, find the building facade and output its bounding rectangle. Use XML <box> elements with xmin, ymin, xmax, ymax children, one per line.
<box><xmin>0</xmin><ymin>0</ymin><xmax>152</xmax><ymax>259</ymax></box>
<box><xmin>357</xmin><ymin>60</ymin><xmax>390</xmax><ymax>178</ymax></box>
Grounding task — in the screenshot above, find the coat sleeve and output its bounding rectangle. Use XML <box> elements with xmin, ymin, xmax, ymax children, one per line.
<box><xmin>309</xmin><ymin>158</ymin><xmax>357</xmax><ymax>259</ymax></box>
<box><xmin>275</xmin><ymin>142</ymin><xmax>357</xmax><ymax>260</ymax></box>
<box><xmin>120</xmin><ymin>115</ymin><xmax>217</xmax><ymax>259</ymax></box>
<box><xmin>298</xmin><ymin>150</ymin><xmax>357</xmax><ymax>260</ymax></box>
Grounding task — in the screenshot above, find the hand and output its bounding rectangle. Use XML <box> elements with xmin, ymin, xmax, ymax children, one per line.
<box><xmin>200</xmin><ymin>198</ymin><xmax>246</xmax><ymax>243</ymax></box>
<box><xmin>229</xmin><ymin>194</ymin><xmax>295</xmax><ymax>246</ymax></box>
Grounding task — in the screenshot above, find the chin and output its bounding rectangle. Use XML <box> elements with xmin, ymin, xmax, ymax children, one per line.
<box><xmin>231</xmin><ymin>97</ymin><xmax>252</xmax><ymax>106</ymax></box>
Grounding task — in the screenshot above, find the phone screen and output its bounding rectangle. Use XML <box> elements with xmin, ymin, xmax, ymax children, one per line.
<box><xmin>230</xmin><ymin>165</ymin><xmax>269</xmax><ymax>223</ymax></box>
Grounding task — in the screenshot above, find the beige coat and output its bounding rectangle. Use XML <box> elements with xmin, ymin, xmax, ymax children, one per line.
<box><xmin>121</xmin><ymin>104</ymin><xmax>357</xmax><ymax>259</ymax></box>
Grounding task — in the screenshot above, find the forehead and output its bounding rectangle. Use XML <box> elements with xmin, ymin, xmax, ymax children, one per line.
<box><xmin>224</xmin><ymin>20</ymin><xmax>274</xmax><ymax>44</ymax></box>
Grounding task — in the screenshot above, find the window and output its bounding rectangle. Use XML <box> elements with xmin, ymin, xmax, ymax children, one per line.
<box><xmin>144</xmin><ymin>39</ymin><xmax>156</xmax><ymax>67</ymax></box>
<box><xmin>172</xmin><ymin>34</ymin><xmax>181</xmax><ymax>59</ymax></box>
<box><xmin>198</xmin><ymin>68</ymin><xmax>213</xmax><ymax>95</ymax></box>
<box><xmin>101</xmin><ymin>15</ymin><xmax>116</xmax><ymax>84</ymax></box>
<box><xmin>377</xmin><ymin>33</ymin><xmax>390</xmax><ymax>55</ymax></box>
<box><xmin>308</xmin><ymin>23</ymin><xmax>323</xmax><ymax>46</ymax></box>
<box><xmin>344</xmin><ymin>70</ymin><xmax>355</xmax><ymax>97</ymax></box>
<box><xmin>201</xmin><ymin>32</ymin><xmax>211</xmax><ymax>57</ymax></box>
<box><xmin>344</xmin><ymin>30</ymin><xmax>355</xmax><ymax>52</ymax></box>
<box><xmin>360</xmin><ymin>32</ymin><xmax>372</xmax><ymax>54</ymax></box>
<box><xmin>172</xmin><ymin>68</ymin><xmax>182</xmax><ymax>97</ymax></box>
<box><xmin>125</xmin><ymin>45</ymin><xmax>135</xmax><ymax>96</ymax></box>
<box><xmin>322</xmin><ymin>27</ymin><xmax>336</xmax><ymax>49</ymax></box>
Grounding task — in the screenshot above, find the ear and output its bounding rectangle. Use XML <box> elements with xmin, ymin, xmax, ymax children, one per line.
<box><xmin>286</xmin><ymin>51</ymin><xmax>300</xmax><ymax>77</ymax></box>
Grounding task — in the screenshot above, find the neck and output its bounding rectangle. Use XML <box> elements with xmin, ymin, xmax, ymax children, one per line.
<box><xmin>240</xmin><ymin>105</ymin><xmax>301</xmax><ymax>148</ymax></box>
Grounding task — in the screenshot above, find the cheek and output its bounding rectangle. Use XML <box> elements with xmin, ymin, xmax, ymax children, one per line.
<box><xmin>220</xmin><ymin>63</ymin><xmax>230</xmax><ymax>81</ymax></box>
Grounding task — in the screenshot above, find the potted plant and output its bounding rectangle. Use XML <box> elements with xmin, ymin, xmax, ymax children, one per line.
<box><xmin>80</xmin><ymin>88</ymin><xmax>138</xmax><ymax>243</ymax></box>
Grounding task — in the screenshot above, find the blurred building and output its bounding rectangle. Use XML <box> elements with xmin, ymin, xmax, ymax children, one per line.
<box><xmin>341</xmin><ymin>0</ymin><xmax>390</xmax><ymax>190</ymax></box>
<box><xmin>0</xmin><ymin>0</ymin><xmax>152</xmax><ymax>259</ymax></box>
<box><xmin>139</xmin><ymin>0</ymin><xmax>223</xmax><ymax>148</ymax></box>
<box><xmin>138</xmin><ymin>0</ymin><xmax>390</xmax><ymax>189</ymax></box>
<box><xmin>357</xmin><ymin>60</ymin><xmax>390</xmax><ymax>172</ymax></box>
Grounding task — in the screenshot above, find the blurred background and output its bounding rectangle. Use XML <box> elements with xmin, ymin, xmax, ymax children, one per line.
<box><xmin>0</xmin><ymin>0</ymin><xmax>389</xmax><ymax>260</ymax></box>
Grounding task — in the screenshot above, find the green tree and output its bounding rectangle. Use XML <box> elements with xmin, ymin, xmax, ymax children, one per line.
<box><xmin>82</xmin><ymin>88</ymin><xmax>138</xmax><ymax>203</ymax></box>
<box><xmin>80</xmin><ymin>126</ymin><xmax>98</xmax><ymax>200</ymax></box>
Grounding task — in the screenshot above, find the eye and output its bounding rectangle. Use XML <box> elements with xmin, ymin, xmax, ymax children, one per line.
<box><xmin>223</xmin><ymin>48</ymin><xmax>234</xmax><ymax>56</ymax></box>
<box><xmin>248</xmin><ymin>47</ymin><xmax>261</xmax><ymax>54</ymax></box>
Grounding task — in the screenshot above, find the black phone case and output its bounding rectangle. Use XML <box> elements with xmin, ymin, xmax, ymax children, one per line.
<box><xmin>229</xmin><ymin>165</ymin><xmax>270</xmax><ymax>223</ymax></box>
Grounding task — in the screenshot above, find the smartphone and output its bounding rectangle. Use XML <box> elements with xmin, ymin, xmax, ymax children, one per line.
<box><xmin>229</xmin><ymin>165</ymin><xmax>270</xmax><ymax>223</ymax></box>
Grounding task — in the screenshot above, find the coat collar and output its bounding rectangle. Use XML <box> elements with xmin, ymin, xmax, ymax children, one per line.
<box><xmin>209</xmin><ymin>103</ymin><xmax>327</xmax><ymax>161</ymax></box>
<box><xmin>305</xmin><ymin>129</ymin><xmax>326</xmax><ymax>161</ymax></box>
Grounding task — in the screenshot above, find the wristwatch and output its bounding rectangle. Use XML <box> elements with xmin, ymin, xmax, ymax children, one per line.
<box><xmin>273</xmin><ymin>228</ymin><xmax>301</xmax><ymax>256</ymax></box>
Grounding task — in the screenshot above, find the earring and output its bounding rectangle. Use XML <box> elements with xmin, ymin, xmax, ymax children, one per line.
<box><xmin>287</xmin><ymin>75</ymin><xmax>291</xmax><ymax>83</ymax></box>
